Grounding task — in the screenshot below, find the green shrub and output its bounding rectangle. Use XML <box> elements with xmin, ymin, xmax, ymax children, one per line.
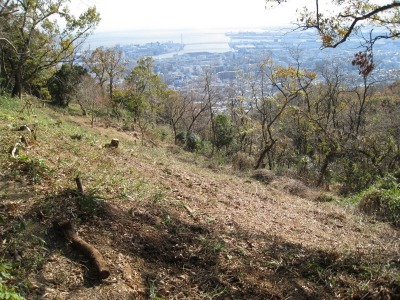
<box><xmin>0</xmin><ymin>95</ymin><xmax>21</xmax><ymax>111</ymax></box>
<box><xmin>355</xmin><ymin>175</ymin><xmax>400</xmax><ymax>226</ymax></box>
<box><xmin>314</xmin><ymin>193</ymin><xmax>338</xmax><ymax>203</ymax></box>
<box><xmin>338</xmin><ymin>159</ymin><xmax>375</xmax><ymax>195</ymax></box>
<box><xmin>175</xmin><ymin>132</ymin><xmax>186</xmax><ymax>145</ymax></box>
<box><xmin>176</xmin><ymin>131</ymin><xmax>202</xmax><ymax>151</ymax></box>
<box><xmin>77</xmin><ymin>190</ymin><xmax>105</xmax><ymax>216</ymax></box>
<box><xmin>121</xmin><ymin>121</ymin><xmax>134</xmax><ymax>131</ymax></box>
<box><xmin>155</xmin><ymin>127</ymin><xmax>169</xmax><ymax>141</ymax></box>
<box><xmin>12</xmin><ymin>154</ymin><xmax>52</xmax><ymax>184</ymax></box>
<box><xmin>375</xmin><ymin>174</ymin><xmax>399</xmax><ymax>190</ymax></box>
<box><xmin>0</xmin><ymin>262</ymin><xmax>24</xmax><ymax>300</ymax></box>
<box><xmin>213</xmin><ymin>114</ymin><xmax>233</xmax><ymax>150</ymax></box>
<box><xmin>185</xmin><ymin>132</ymin><xmax>201</xmax><ymax>152</ymax></box>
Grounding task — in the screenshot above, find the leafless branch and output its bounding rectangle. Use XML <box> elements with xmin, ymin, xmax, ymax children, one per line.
<box><xmin>0</xmin><ymin>37</ymin><xmax>18</xmax><ymax>54</ymax></box>
<box><xmin>331</xmin><ymin>3</ymin><xmax>400</xmax><ymax>48</ymax></box>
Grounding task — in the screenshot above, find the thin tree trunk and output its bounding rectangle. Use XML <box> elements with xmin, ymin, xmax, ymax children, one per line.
<box><xmin>317</xmin><ymin>152</ymin><xmax>334</xmax><ymax>188</ymax></box>
<box><xmin>254</xmin><ymin>142</ymin><xmax>275</xmax><ymax>170</ymax></box>
<box><xmin>11</xmin><ymin>72</ymin><xmax>22</xmax><ymax>99</ymax></box>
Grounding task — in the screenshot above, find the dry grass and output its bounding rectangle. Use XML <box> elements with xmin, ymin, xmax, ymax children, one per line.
<box><xmin>231</xmin><ymin>152</ymin><xmax>255</xmax><ymax>171</ymax></box>
<box><xmin>0</xmin><ymin>98</ymin><xmax>399</xmax><ymax>299</ymax></box>
<box><xmin>251</xmin><ymin>168</ymin><xmax>276</xmax><ymax>184</ymax></box>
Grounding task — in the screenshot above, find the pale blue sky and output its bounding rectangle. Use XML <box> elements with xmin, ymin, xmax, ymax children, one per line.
<box><xmin>69</xmin><ymin>0</ymin><xmax>319</xmax><ymax>32</ymax></box>
<box><xmin>68</xmin><ymin>0</ymin><xmax>393</xmax><ymax>32</ymax></box>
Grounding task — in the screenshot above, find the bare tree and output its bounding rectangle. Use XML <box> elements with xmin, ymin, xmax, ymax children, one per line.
<box><xmin>253</xmin><ymin>58</ymin><xmax>316</xmax><ymax>169</ymax></box>
<box><xmin>226</xmin><ymin>73</ymin><xmax>256</xmax><ymax>154</ymax></box>
<box><xmin>162</xmin><ymin>90</ymin><xmax>190</xmax><ymax>144</ymax></box>
<box><xmin>83</xmin><ymin>47</ymin><xmax>128</xmax><ymax>116</ymax></box>
<box><xmin>266</xmin><ymin>0</ymin><xmax>400</xmax><ymax>49</ymax></box>
<box><xmin>75</xmin><ymin>75</ymin><xmax>105</xmax><ymax>127</ymax></box>
<box><xmin>181</xmin><ymin>90</ymin><xmax>209</xmax><ymax>135</ymax></box>
<box><xmin>203</xmin><ymin>69</ymin><xmax>220</xmax><ymax>156</ymax></box>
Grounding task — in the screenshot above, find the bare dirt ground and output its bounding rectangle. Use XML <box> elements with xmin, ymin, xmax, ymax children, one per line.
<box><xmin>1</xmin><ymin>113</ymin><xmax>399</xmax><ymax>300</ymax></box>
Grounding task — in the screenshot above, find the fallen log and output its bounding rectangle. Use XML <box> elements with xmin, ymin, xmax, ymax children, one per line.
<box><xmin>55</xmin><ymin>220</ymin><xmax>110</xmax><ymax>279</ymax></box>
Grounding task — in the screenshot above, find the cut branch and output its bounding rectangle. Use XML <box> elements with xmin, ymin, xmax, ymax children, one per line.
<box><xmin>10</xmin><ymin>142</ymin><xmax>21</xmax><ymax>158</ymax></box>
<box><xmin>55</xmin><ymin>220</ymin><xmax>110</xmax><ymax>279</ymax></box>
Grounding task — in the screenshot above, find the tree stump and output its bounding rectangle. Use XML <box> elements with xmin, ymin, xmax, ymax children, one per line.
<box><xmin>105</xmin><ymin>138</ymin><xmax>119</xmax><ymax>148</ymax></box>
<box><xmin>110</xmin><ymin>138</ymin><xmax>119</xmax><ymax>148</ymax></box>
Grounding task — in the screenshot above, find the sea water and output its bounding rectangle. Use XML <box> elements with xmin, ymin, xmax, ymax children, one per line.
<box><xmin>84</xmin><ymin>29</ymin><xmax>232</xmax><ymax>54</ymax></box>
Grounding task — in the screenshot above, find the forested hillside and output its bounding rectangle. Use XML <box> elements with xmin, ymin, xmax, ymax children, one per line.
<box><xmin>0</xmin><ymin>95</ymin><xmax>399</xmax><ymax>299</ymax></box>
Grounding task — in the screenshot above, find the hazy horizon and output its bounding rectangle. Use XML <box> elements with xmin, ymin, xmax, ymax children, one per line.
<box><xmin>82</xmin><ymin>25</ymin><xmax>300</xmax><ymax>49</ymax></box>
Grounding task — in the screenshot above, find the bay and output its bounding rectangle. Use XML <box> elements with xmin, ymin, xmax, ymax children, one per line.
<box><xmin>84</xmin><ymin>29</ymin><xmax>232</xmax><ymax>54</ymax></box>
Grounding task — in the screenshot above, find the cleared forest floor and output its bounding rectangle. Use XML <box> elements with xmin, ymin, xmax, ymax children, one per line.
<box><xmin>0</xmin><ymin>99</ymin><xmax>399</xmax><ymax>299</ymax></box>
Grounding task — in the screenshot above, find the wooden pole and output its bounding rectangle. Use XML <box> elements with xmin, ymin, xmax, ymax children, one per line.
<box><xmin>75</xmin><ymin>176</ymin><xmax>84</xmax><ymax>194</ymax></box>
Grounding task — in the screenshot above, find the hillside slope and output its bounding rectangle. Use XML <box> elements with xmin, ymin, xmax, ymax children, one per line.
<box><xmin>0</xmin><ymin>97</ymin><xmax>399</xmax><ymax>299</ymax></box>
